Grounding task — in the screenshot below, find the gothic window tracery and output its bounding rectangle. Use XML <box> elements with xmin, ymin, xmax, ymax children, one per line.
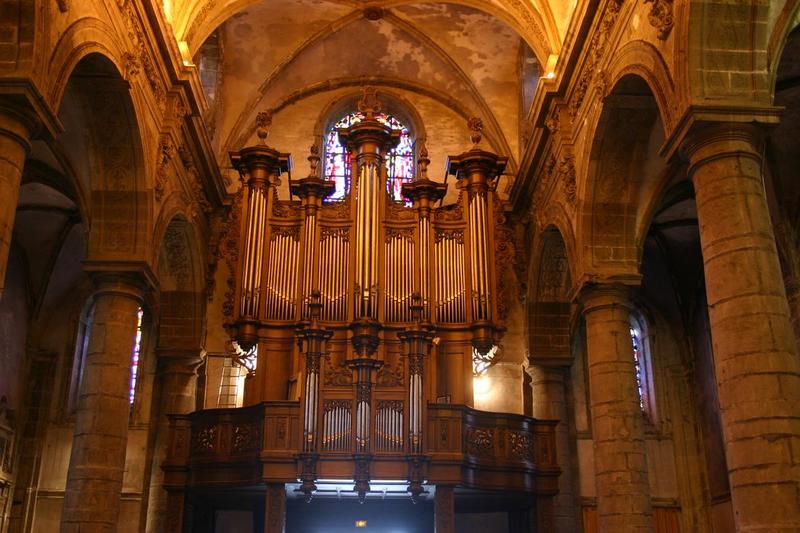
<box><xmin>323</xmin><ymin>110</ymin><xmax>414</xmax><ymax>203</ymax></box>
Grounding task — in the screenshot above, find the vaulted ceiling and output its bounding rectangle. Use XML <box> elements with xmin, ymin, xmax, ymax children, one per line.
<box><xmin>161</xmin><ymin>0</ymin><xmax>576</xmax><ymax>199</ymax></box>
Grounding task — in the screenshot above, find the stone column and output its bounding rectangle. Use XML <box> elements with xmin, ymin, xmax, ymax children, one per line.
<box><xmin>60</xmin><ymin>274</ymin><xmax>145</xmax><ymax>533</ymax></box>
<box><xmin>784</xmin><ymin>277</ymin><xmax>800</xmax><ymax>349</ymax></box>
<box><xmin>528</xmin><ymin>365</ymin><xmax>577</xmax><ymax>532</ymax></box>
<box><xmin>683</xmin><ymin>124</ymin><xmax>800</xmax><ymax>530</ymax></box>
<box><xmin>0</xmin><ymin>107</ymin><xmax>32</xmax><ymax>297</ymax></box>
<box><xmin>146</xmin><ymin>352</ymin><xmax>202</xmax><ymax>533</ymax></box>
<box><xmin>579</xmin><ymin>285</ymin><xmax>652</xmax><ymax>532</ymax></box>
<box><xmin>264</xmin><ymin>484</ymin><xmax>285</xmax><ymax>533</ymax></box>
<box><xmin>434</xmin><ymin>485</ymin><xmax>455</xmax><ymax>533</ymax></box>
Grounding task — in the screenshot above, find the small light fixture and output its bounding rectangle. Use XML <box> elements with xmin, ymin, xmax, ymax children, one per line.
<box><xmin>355</xmin><ymin>520</ymin><xmax>367</xmax><ymax>527</ymax></box>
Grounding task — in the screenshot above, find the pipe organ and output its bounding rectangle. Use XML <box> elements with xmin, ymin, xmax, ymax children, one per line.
<box><xmin>165</xmin><ymin>90</ymin><xmax>559</xmax><ymax>525</ymax></box>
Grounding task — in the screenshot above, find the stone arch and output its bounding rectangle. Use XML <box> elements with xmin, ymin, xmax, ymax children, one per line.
<box><xmin>767</xmin><ymin>1</ymin><xmax>800</xmax><ymax>96</ymax></box>
<box><xmin>45</xmin><ymin>17</ymin><xmax>130</xmax><ymax>108</ymax></box>
<box><xmin>685</xmin><ymin>0</ymin><xmax>786</xmax><ymax>102</ymax></box>
<box><xmin>154</xmin><ymin>213</ymin><xmax>206</xmax><ymax>353</ymax></box>
<box><xmin>527</xmin><ymin>225</ymin><xmax>573</xmax><ymax>367</ymax></box>
<box><xmin>603</xmin><ymin>40</ymin><xmax>678</xmax><ymax>131</ymax></box>
<box><xmin>577</xmin><ymin>73</ymin><xmax>666</xmax><ymax>281</ymax></box>
<box><xmin>56</xmin><ymin>52</ymin><xmax>149</xmax><ymax>262</ymax></box>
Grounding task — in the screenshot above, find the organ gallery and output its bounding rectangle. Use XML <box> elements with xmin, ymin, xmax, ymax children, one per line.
<box><xmin>1</xmin><ymin>0</ymin><xmax>800</xmax><ymax>532</ymax></box>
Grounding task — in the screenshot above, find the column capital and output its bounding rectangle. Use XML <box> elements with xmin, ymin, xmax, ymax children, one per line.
<box><xmin>0</xmin><ymin>83</ymin><xmax>63</xmax><ymax>141</ymax></box>
<box><xmin>156</xmin><ymin>348</ymin><xmax>204</xmax><ymax>373</ymax></box>
<box><xmin>84</xmin><ymin>260</ymin><xmax>158</xmax><ymax>304</ymax></box>
<box><xmin>577</xmin><ymin>283</ymin><xmax>633</xmax><ymax>315</ymax></box>
<box><xmin>679</xmin><ymin>122</ymin><xmax>764</xmax><ymax>180</ymax></box>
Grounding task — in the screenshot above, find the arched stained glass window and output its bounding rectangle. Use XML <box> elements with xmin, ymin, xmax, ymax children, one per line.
<box><xmin>129</xmin><ymin>307</ymin><xmax>144</xmax><ymax>405</ymax></box>
<box><xmin>324</xmin><ymin>111</ymin><xmax>414</xmax><ymax>202</ymax></box>
<box><xmin>629</xmin><ymin>314</ymin><xmax>656</xmax><ymax>424</ymax></box>
<box><xmin>630</xmin><ymin>326</ymin><xmax>646</xmax><ymax>413</ymax></box>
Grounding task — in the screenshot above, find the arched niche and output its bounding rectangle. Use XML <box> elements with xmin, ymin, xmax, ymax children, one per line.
<box><xmin>579</xmin><ymin>74</ymin><xmax>666</xmax><ymax>279</ymax></box>
<box><xmin>57</xmin><ymin>52</ymin><xmax>149</xmax><ymax>262</ymax></box>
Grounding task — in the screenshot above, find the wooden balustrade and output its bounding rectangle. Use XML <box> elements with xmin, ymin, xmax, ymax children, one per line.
<box><xmin>164</xmin><ymin>402</ymin><xmax>559</xmax><ymax>496</ymax></box>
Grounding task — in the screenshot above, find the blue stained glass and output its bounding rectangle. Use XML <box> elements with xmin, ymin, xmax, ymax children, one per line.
<box><xmin>129</xmin><ymin>308</ymin><xmax>144</xmax><ymax>405</ymax></box>
<box><xmin>323</xmin><ymin>111</ymin><xmax>414</xmax><ymax>203</ymax></box>
<box><xmin>630</xmin><ymin>327</ymin><xmax>645</xmax><ymax>413</ymax></box>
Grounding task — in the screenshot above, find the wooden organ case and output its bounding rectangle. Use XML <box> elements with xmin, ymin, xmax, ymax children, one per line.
<box><xmin>164</xmin><ymin>92</ymin><xmax>560</xmax><ymax>532</ymax></box>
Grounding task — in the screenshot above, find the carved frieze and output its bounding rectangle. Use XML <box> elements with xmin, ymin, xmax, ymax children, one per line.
<box><xmin>270</xmin><ymin>225</ymin><xmax>301</xmax><ymax>242</ymax></box>
<box><xmin>191</xmin><ymin>425</ymin><xmax>217</xmax><ymax>454</ymax></box>
<box><xmin>214</xmin><ymin>188</ymin><xmax>243</xmax><ymax>318</ymax></box>
<box><xmin>559</xmin><ymin>154</ymin><xmax>577</xmax><ymax>206</ymax></box>
<box><xmin>322</xmin><ymin>196</ymin><xmax>351</xmax><ymax>219</ymax></box>
<box><xmin>644</xmin><ymin>0</ymin><xmax>674</xmax><ymax>40</ymax></box>
<box><xmin>118</xmin><ymin>0</ymin><xmax>166</xmax><ymax>108</ymax></box>
<box><xmin>320</xmin><ymin>226</ymin><xmax>350</xmax><ymax>242</ymax></box>
<box><xmin>377</xmin><ymin>360</ymin><xmax>404</xmax><ymax>387</ymax></box>
<box><xmin>465</xmin><ymin>427</ymin><xmax>493</xmax><ymax>457</ymax></box>
<box><xmin>231</xmin><ymin>423</ymin><xmax>260</xmax><ymax>453</ymax></box>
<box><xmin>494</xmin><ymin>201</ymin><xmax>515</xmax><ymax>321</ymax></box>
<box><xmin>154</xmin><ymin>136</ymin><xmax>174</xmax><ymax>202</ymax></box>
<box><xmin>385</xmin><ymin>227</ymin><xmax>414</xmax><ymax>243</ymax></box>
<box><xmin>386</xmin><ymin>195</ymin><xmax>416</xmax><ymax>220</ymax></box>
<box><xmin>323</xmin><ymin>356</ymin><xmax>351</xmax><ymax>387</ymax></box>
<box><xmin>434</xmin><ymin>229</ymin><xmax>464</xmax><ymax>244</ymax></box>
<box><xmin>568</xmin><ymin>0</ymin><xmax>624</xmax><ymax>120</ymax></box>
<box><xmin>509</xmin><ymin>431</ymin><xmax>534</xmax><ymax>461</ymax></box>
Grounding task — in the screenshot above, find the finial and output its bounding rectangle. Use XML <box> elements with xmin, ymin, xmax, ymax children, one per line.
<box><xmin>256</xmin><ymin>110</ymin><xmax>273</xmax><ymax>144</ymax></box>
<box><xmin>308</xmin><ymin>144</ymin><xmax>321</xmax><ymax>178</ymax></box>
<box><xmin>357</xmin><ymin>86</ymin><xmax>381</xmax><ymax>120</ymax></box>
<box><xmin>468</xmin><ymin>116</ymin><xmax>483</xmax><ymax>146</ymax></box>
<box><xmin>416</xmin><ymin>141</ymin><xmax>430</xmax><ymax>181</ymax></box>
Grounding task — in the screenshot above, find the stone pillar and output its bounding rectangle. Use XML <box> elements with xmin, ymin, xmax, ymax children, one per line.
<box><xmin>146</xmin><ymin>352</ymin><xmax>202</xmax><ymax>533</ymax></box>
<box><xmin>0</xmin><ymin>108</ymin><xmax>32</xmax><ymax>297</ymax></box>
<box><xmin>784</xmin><ymin>278</ymin><xmax>800</xmax><ymax>350</ymax></box>
<box><xmin>60</xmin><ymin>274</ymin><xmax>145</xmax><ymax>533</ymax></box>
<box><xmin>434</xmin><ymin>485</ymin><xmax>455</xmax><ymax>533</ymax></box>
<box><xmin>579</xmin><ymin>285</ymin><xmax>652</xmax><ymax>532</ymax></box>
<box><xmin>528</xmin><ymin>365</ymin><xmax>577</xmax><ymax>532</ymax></box>
<box><xmin>683</xmin><ymin>124</ymin><xmax>800</xmax><ymax>530</ymax></box>
<box><xmin>264</xmin><ymin>484</ymin><xmax>285</xmax><ymax>533</ymax></box>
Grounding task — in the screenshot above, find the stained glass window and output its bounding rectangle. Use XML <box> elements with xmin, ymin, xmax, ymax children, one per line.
<box><xmin>630</xmin><ymin>326</ymin><xmax>645</xmax><ymax>413</ymax></box>
<box><xmin>323</xmin><ymin>111</ymin><xmax>414</xmax><ymax>202</ymax></box>
<box><xmin>129</xmin><ymin>308</ymin><xmax>144</xmax><ymax>405</ymax></box>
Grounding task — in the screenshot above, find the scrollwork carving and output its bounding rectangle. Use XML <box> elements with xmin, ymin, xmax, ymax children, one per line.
<box><xmin>509</xmin><ymin>432</ymin><xmax>534</xmax><ymax>461</ymax></box>
<box><xmin>232</xmin><ymin>423</ymin><xmax>260</xmax><ymax>452</ymax></box>
<box><xmin>465</xmin><ymin>427</ymin><xmax>493</xmax><ymax>457</ymax></box>
<box><xmin>434</xmin><ymin>229</ymin><xmax>464</xmax><ymax>244</ymax></box>
<box><xmin>377</xmin><ymin>361</ymin><xmax>404</xmax><ymax>387</ymax></box>
<box><xmin>191</xmin><ymin>425</ymin><xmax>216</xmax><ymax>454</ymax></box>
<box><xmin>644</xmin><ymin>0</ymin><xmax>674</xmax><ymax>40</ymax></box>
<box><xmin>270</xmin><ymin>225</ymin><xmax>301</xmax><ymax>242</ymax></box>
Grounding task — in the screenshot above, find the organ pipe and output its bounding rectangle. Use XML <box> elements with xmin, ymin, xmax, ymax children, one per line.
<box><xmin>446</xmin><ymin>117</ymin><xmax>507</xmax><ymax>355</ymax></box>
<box><xmin>229</xmin><ymin>112</ymin><xmax>291</xmax><ymax>349</ymax></box>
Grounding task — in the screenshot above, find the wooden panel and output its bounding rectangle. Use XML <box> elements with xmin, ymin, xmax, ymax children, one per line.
<box><xmin>582</xmin><ymin>505</ymin><xmax>680</xmax><ymax>533</ymax></box>
<box><xmin>582</xmin><ymin>506</ymin><xmax>597</xmax><ymax>533</ymax></box>
<box><xmin>653</xmin><ymin>507</ymin><xmax>680</xmax><ymax>533</ymax></box>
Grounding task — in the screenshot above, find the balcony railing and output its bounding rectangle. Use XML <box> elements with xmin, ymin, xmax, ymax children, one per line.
<box><xmin>164</xmin><ymin>401</ymin><xmax>559</xmax><ymax>495</ymax></box>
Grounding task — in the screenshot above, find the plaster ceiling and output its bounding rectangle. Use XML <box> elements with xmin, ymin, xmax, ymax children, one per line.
<box><xmin>185</xmin><ymin>0</ymin><xmax>551</xmax><ymax>198</ymax></box>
